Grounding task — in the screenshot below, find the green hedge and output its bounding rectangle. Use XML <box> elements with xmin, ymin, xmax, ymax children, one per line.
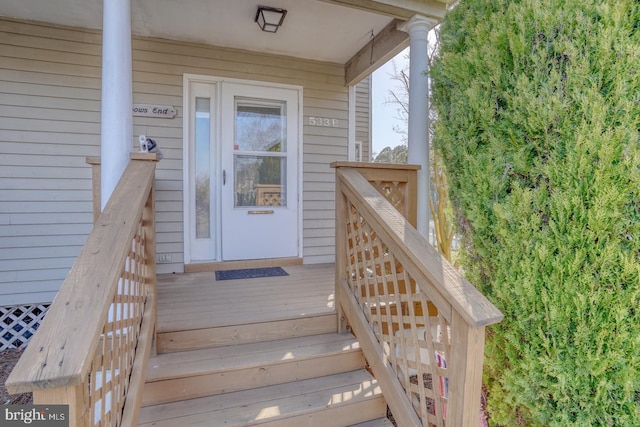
<box><xmin>430</xmin><ymin>0</ymin><xmax>640</xmax><ymax>425</ymax></box>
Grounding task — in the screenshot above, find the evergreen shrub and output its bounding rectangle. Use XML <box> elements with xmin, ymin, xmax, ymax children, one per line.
<box><xmin>430</xmin><ymin>0</ymin><xmax>640</xmax><ymax>425</ymax></box>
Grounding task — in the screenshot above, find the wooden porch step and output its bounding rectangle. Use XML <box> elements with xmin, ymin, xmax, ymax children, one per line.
<box><xmin>142</xmin><ymin>333</ymin><xmax>364</xmax><ymax>406</ymax></box>
<box><xmin>138</xmin><ymin>370</ymin><xmax>386</xmax><ymax>427</ymax></box>
<box><xmin>156</xmin><ymin>312</ymin><xmax>337</xmax><ymax>353</ymax></box>
<box><xmin>350</xmin><ymin>419</ymin><xmax>395</xmax><ymax>427</ymax></box>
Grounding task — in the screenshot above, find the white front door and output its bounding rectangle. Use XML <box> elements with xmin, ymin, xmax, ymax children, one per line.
<box><xmin>186</xmin><ymin>77</ymin><xmax>300</xmax><ymax>262</ymax></box>
<box><xmin>220</xmin><ymin>83</ymin><xmax>299</xmax><ymax>260</ymax></box>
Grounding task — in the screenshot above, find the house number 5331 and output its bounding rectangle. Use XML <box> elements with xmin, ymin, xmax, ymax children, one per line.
<box><xmin>308</xmin><ymin>116</ymin><xmax>339</xmax><ymax>127</ymax></box>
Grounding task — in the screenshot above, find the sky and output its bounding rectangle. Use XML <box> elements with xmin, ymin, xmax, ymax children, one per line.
<box><xmin>371</xmin><ymin>47</ymin><xmax>410</xmax><ymax>157</ymax></box>
<box><xmin>371</xmin><ymin>26</ymin><xmax>439</xmax><ymax>158</ymax></box>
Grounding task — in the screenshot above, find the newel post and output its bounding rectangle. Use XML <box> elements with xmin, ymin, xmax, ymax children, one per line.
<box><xmin>33</xmin><ymin>385</ymin><xmax>89</xmax><ymax>427</ymax></box>
<box><xmin>447</xmin><ymin>311</ymin><xmax>487</xmax><ymax>426</ymax></box>
<box><xmin>333</xmin><ymin>166</ymin><xmax>350</xmax><ymax>334</ymax></box>
<box><xmin>86</xmin><ymin>157</ymin><xmax>101</xmax><ymax>224</ymax></box>
<box><xmin>87</xmin><ymin>153</ymin><xmax>159</xmax><ymax>224</ymax></box>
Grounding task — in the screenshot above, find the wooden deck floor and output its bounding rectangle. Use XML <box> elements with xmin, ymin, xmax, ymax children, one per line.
<box><xmin>156</xmin><ymin>263</ymin><xmax>336</xmax><ymax>333</ymax></box>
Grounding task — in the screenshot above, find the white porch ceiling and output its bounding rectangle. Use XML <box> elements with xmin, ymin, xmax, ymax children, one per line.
<box><xmin>0</xmin><ymin>0</ymin><xmax>399</xmax><ymax>64</ymax></box>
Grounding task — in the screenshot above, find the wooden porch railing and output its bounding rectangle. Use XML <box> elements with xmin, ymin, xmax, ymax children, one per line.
<box><xmin>6</xmin><ymin>155</ymin><xmax>158</xmax><ymax>427</ymax></box>
<box><xmin>332</xmin><ymin>162</ymin><xmax>503</xmax><ymax>427</ymax></box>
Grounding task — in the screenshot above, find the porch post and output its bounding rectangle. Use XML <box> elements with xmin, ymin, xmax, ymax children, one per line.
<box><xmin>101</xmin><ymin>0</ymin><xmax>133</xmax><ymax>210</ymax></box>
<box><xmin>406</xmin><ymin>16</ymin><xmax>436</xmax><ymax>239</ymax></box>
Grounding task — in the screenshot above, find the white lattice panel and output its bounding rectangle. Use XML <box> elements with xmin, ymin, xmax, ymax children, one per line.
<box><xmin>0</xmin><ymin>304</ymin><xmax>50</xmax><ymax>350</ymax></box>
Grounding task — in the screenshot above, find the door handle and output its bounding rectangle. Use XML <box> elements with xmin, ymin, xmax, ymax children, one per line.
<box><xmin>223</xmin><ymin>170</ymin><xmax>226</xmax><ymax>185</ymax></box>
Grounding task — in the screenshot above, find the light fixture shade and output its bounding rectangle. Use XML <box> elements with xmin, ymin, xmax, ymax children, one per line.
<box><xmin>255</xmin><ymin>6</ymin><xmax>287</xmax><ymax>33</ymax></box>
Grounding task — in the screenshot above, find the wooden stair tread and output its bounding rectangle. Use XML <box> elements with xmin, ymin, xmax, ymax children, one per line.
<box><xmin>146</xmin><ymin>333</ymin><xmax>361</xmax><ymax>382</ymax></box>
<box><xmin>142</xmin><ymin>333</ymin><xmax>365</xmax><ymax>406</ymax></box>
<box><xmin>145</xmin><ymin>267</ymin><xmax>388</xmax><ymax>425</ymax></box>
<box><xmin>349</xmin><ymin>419</ymin><xmax>395</xmax><ymax>427</ymax></box>
<box><xmin>157</xmin><ymin>309</ymin><xmax>336</xmax><ymax>333</ymax></box>
<box><xmin>138</xmin><ymin>370</ymin><xmax>385</xmax><ymax>427</ymax></box>
<box><xmin>156</xmin><ymin>313</ymin><xmax>338</xmax><ymax>353</ymax></box>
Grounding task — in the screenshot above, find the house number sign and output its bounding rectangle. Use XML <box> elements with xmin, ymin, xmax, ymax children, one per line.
<box><xmin>133</xmin><ymin>104</ymin><xmax>177</xmax><ymax>118</ymax></box>
<box><xmin>308</xmin><ymin>116</ymin><xmax>339</xmax><ymax>127</ymax></box>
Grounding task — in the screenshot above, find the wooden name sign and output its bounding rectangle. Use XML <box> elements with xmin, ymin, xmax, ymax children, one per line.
<box><xmin>133</xmin><ymin>104</ymin><xmax>177</xmax><ymax>118</ymax></box>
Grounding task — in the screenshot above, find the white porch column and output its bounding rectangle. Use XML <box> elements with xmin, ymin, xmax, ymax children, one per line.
<box><xmin>101</xmin><ymin>0</ymin><xmax>133</xmax><ymax>209</ymax></box>
<box><xmin>406</xmin><ymin>16</ymin><xmax>436</xmax><ymax>240</ymax></box>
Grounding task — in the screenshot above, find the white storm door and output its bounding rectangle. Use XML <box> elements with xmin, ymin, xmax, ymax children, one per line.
<box><xmin>220</xmin><ymin>83</ymin><xmax>299</xmax><ymax>261</ymax></box>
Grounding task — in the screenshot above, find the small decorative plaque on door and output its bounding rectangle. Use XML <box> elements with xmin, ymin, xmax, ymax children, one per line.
<box><xmin>133</xmin><ymin>104</ymin><xmax>177</xmax><ymax>118</ymax></box>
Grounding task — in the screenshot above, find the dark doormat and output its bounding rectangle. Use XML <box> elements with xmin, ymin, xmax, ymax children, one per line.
<box><xmin>215</xmin><ymin>267</ymin><xmax>289</xmax><ymax>281</ymax></box>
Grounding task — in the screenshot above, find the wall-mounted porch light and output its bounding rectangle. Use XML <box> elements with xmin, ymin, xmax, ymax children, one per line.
<box><xmin>255</xmin><ymin>6</ymin><xmax>287</xmax><ymax>33</ymax></box>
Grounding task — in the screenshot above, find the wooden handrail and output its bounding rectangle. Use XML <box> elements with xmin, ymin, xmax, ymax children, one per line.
<box><xmin>334</xmin><ymin>165</ymin><xmax>503</xmax><ymax>426</ymax></box>
<box><xmin>6</xmin><ymin>157</ymin><xmax>158</xmax><ymax>426</ymax></box>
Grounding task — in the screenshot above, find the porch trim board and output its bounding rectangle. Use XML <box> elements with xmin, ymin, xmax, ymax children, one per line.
<box><xmin>317</xmin><ymin>0</ymin><xmax>448</xmax><ymax>21</ymax></box>
<box><xmin>345</xmin><ymin>18</ymin><xmax>409</xmax><ymax>86</ymax></box>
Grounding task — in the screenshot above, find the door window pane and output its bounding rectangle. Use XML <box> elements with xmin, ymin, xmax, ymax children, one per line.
<box><xmin>235</xmin><ymin>98</ymin><xmax>286</xmax><ymax>152</ymax></box>
<box><xmin>234</xmin><ymin>156</ymin><xmax>286</xmax><ymax>207</ymax></box>
<box><xmin>195</xmin><ymin>97</ymin><xmax>211</xmax><ymax>238</ymax></box>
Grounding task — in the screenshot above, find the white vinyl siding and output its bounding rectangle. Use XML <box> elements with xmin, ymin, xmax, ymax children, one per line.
<box><xmin>355</xmin><ymin>75</ymin><xmax>372</xmax><ymax>161</ymax></box>
<box><xmin>0</xmin><ymin>20</ymin><xmax>100</xmax><ymax>305</ymax></box>
<box><xmin>0</xmin><ymin>18</ymin><xmax>349</xmax><ymax>304</ymax></box>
